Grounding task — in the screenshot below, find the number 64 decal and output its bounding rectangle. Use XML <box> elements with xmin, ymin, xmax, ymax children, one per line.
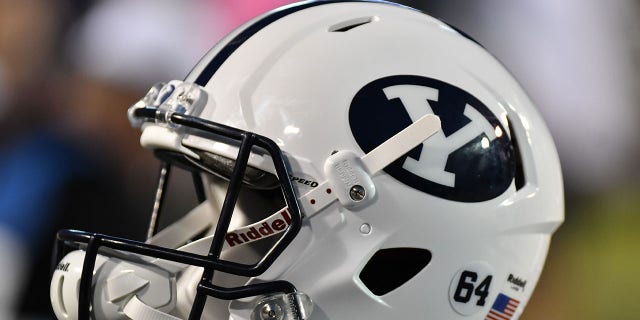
<box><xmin>449</xmin><ymin>262</ymin><xmax>495</xmax><ymax>316</ymax></box>
<box><xmin>453</xmin><ymin>271</ymin><xmax>493</xmax><ymax>306</ymax></box>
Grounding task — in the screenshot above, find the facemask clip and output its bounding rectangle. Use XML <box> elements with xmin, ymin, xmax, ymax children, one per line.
<box><xmin>324</xmin><ymin>150</ymin><xmax>376</xmax><ymax>209</ymax></box>
<box><xmin>251</xmin><ymin>292</ymin><xmax>314</xmax><ymax>320</ymax></box>
<box><xmin>128</xmin><ymin>80</ymin><xmax>208</xmax><ymax>129</ymax></box>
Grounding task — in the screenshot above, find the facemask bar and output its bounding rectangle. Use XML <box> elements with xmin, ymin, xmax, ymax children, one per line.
<box><xmin>147</xmin><ymin>161</ymin><xmax>171</xmax><ymax>241</ymax></box>
<box><xmin>145</xmin><ymin>158</ymin><xmax>207</xmax><ymax>242</ymax></box>
<box><xmin>52</xmin><ymin>100</ymin><xmax>303</xmax><ymax>320</ymax></box>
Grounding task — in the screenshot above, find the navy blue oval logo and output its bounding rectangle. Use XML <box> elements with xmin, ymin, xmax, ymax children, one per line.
<box><xmin>349</xmin><ymin>75</ymin><xmax>515</xmax><ymax>202</ymax></box>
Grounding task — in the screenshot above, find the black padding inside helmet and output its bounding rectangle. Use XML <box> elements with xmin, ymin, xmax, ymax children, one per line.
<box><xmin>359</xmin><ymin>247</ymin><xmax>432</xmax><ymax>296</ymax></box>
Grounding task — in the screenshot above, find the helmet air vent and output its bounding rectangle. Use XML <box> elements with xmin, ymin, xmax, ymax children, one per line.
<box><xmin>506</xmin><ymin>117</ymin><xmax>526</xmax><ymax>190</ymax></box>
<box><xmin>328</xmin><ymin>16</ymin><xmax>376</xmax><ymax>32</ymax></box>
<box><xmin>359</xmin><ymin>248</ymin><xmax>432</xmax><ymax>296</ymax></box>
<box><xmin>56</xmin><ymin>275</ymin><xmax>68</xmax><ymax>318</ymax></box>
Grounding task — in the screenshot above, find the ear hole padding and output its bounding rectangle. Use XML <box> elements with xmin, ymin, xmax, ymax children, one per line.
<box><xmin>359</xmin><ymin>248</ymin><xmax>432</xmax><ymax>296</ymax></box>
<box><xmin>328</xmin><ymin>16</ymin><xmax>376</xmax><ymax>32</ymax></box>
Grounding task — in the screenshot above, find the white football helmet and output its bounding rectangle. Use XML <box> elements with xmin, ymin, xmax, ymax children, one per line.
<box><xmin>50</xmin><ymin>1</ymin><xmax>563</xmax><ymax>320</ymax></box>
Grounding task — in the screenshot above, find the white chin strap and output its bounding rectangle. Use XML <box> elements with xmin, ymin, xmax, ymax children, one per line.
<box><xmin>123</xmin><ymin>296</ymin><xmax>181</xmax><ymax>320</ymax></box>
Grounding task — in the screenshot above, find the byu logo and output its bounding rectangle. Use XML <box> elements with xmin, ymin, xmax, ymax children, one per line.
<box><xmin>383</xmin><ymin>85</ymin><xmax>499</xmax><ymax>187</ymax></box>
<box><xmin>349</xmin><ymin>76</ymin><xmax>515</xmax><ymax>202</ymax></box>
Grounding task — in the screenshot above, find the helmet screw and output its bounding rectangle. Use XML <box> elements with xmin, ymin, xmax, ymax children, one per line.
<box><xmin>360</xmin><ymin>223</ymin><xmax>372</xmax><ymax>235</ymax></box>
<box><xmin>349</xmin><ymin>185</ymin><xmax>366</xmax><ymax>201</ymax></box>
<box><xmin>260</xmin><ymin>301</ymin><xmax>283</xmax><ymax>320</ymax></box>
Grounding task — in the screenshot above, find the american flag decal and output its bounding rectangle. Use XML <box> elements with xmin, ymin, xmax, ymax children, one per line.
<box><xmin>485</xmin><ymin>293</ymin><xmax>520</xmax><ymax>320</ymax></box>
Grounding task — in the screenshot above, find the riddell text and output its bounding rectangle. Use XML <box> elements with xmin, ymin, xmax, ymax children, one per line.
<box><xmin>225</xmin><ymin>210</ymin><xmax>292</xmax><ymax>247</ymax></box>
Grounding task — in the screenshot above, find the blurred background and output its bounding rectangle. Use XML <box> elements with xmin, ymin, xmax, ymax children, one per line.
<box><xmin>0</xmin><ymin>0</ymin><xmax>637</xmax><ymax>319</ymax></box>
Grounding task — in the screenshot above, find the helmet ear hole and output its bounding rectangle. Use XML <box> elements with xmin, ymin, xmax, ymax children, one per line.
<box><xmin>359</xmin><ymin>248</ymin><xmax>432</xmax><ymax>296</ymax></box>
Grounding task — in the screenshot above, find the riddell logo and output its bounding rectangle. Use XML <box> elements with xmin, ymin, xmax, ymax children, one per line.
<box><xmin>56</xmin><ymin>262</ymin><xmax>70</xmax><ymax>272</ymax></box>
<box><xmin>225</xmin><ymin>210</ymin><xmax>292</xmax><ymax>247</ymax></box>
<box><xmin>508</xmin><ymin>273</ymin><xmax>527</xmax><ymax>289</ymax></box>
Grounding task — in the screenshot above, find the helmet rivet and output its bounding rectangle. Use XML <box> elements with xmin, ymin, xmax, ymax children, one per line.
<box><xmin>349</xmin><ymin>185</ymin><xmax>366</xmax><ymax>201</ymax></box>
<box><xmin>260</xmin><ymin>301</ymin><xmax>283</xmax><ymax>320</ymax></box>
<box><xmin>360</xmin><ymin>223</ymin><xmax>372</xmax><ymax>235</ymax></box>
